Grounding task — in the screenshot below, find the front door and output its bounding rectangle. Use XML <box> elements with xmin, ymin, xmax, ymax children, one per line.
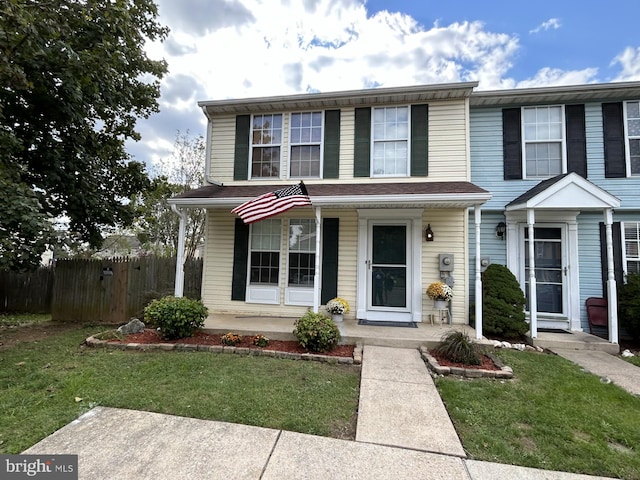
<box><xmin>365</xmin><ymin>221</ymin><xmax>412</xmax><ymax>321</ymax></box>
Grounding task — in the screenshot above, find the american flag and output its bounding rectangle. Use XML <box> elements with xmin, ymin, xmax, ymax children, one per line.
<box><xmin>231</xmin><ymin>182</ymin><xmax>312</xmax><ymax>224</ymax></box>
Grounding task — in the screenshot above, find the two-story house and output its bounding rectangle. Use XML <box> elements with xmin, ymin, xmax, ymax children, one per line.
<box><xmin>468</xmin><ymin>81</ymin><xmax>640</xmax><ymax>344</ymax></box>
<box><xmin>169</xmin><ymin>83</ymin><xmax>492</xmax><ymax>328</ymax></box>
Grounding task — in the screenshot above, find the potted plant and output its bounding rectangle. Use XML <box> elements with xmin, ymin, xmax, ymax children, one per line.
<box><xmin>426</xmin><ymin>281</ymin><xmax>453</xmax><ymax>310</ymax></box>
<box><xmin>326</xmin><ymin>297</ymin><xmax>350</xmax><ymax>322</ymax></box>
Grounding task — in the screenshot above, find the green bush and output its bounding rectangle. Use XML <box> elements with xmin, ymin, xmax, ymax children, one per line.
<box><xmin>143</xmin><ymin>296</ymin><xmax>208</xmax><ymax>340</ymax></box>
<box><xmin>435</xmin><ymin>330</ymin><xmax>482</xmax><ymax>365</ymax></box>
<box><xmin>293</xmin><ymin>311</ymin><xmax>341</xmax><ymax>353</ymax></box>
<box><xmin>619</xmin><ymin>273</ymin><xmax>640</xmax><ymax>341</ymax></box>
<box><xmin>482</xmin><ymin>264</ymin><xmax>528</xmax><ymax>339</ymax></box>
<box><xmin>252</xmin><ymin>334</ymin><xmax>270</xmax><ymax>347</ymax></box>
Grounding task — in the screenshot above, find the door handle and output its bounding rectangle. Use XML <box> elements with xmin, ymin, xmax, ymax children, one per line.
<box><xmin>366</xmin><ymin>260</ymin><xmax>371</xmax><ymax>270</ymax></box>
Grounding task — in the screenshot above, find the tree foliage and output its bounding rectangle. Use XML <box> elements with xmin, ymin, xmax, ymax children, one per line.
<box><xmin>0</xmin><ymin>0</ymin><xmax>168</xmax><ymax>270</ymax></box>
<box><xmin>482</xmin><ymin>263</ymin><xmax>528</xmax><ymax>339</ymax></box>
<box><xmin>618</xmin><ymin>273</ymin><xmax>640</xmax><ymax>341</ymax></box>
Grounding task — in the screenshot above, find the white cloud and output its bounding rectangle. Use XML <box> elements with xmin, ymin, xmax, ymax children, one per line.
<box><xmin>529</xmin><ymin>18</ymin><xmax>561</xmax><ymax>34</ymax></box>
<box><xmin>514</xmin><ymin>67</ymin><xmax>599</xmax><ymax>88</ymax></box>
<box><xmin>612</xmin><ymin>46</ymin><xmax>640</xmax><ymax>82</ymax></box>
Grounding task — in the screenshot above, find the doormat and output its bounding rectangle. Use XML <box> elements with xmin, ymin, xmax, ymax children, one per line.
<box><xmin>537</xmin><ymin>328</ymin><xmax>572</xmax><ymax>334</ymax></box>
<box><xmin>358</xmin><ymin>319</ymin><xmax>417</xmax><ymax>328</ymax></box>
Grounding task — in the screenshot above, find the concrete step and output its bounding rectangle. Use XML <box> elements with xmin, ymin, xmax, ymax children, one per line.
<box><xmin>528</xmin><ymin>330</ymin><xmax>619</xmax><ymax>354</ymax></box>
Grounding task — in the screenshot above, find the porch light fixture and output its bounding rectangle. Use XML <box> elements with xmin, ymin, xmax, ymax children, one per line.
<box><xmin>425</xmin><ymin>224</ymin><xmax>434</xmax><ymax>242</ymax></box>
<box><xmin>496</xmin><ymin>222</ymin><xmax>506</xmax><ymax>240</ymax></box>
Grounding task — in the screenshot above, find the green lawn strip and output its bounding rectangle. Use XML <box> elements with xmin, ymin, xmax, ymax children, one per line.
<box><xmin>436</xmin><ymin>349</ymin><xmax>640</xmax><ymax>480</ymax></box>
<box><xmin>0</xmin><ymin>313</ymin><xmax>52</xmax><ymax>327</ymax></box>
<box><xmin>623</xmin><ymin>355</ymin><xmax>640</xmax><ymax>367</ymax></box>
<box><xmin>0</xmin><ymin>327</ymin><xmax>360</xmax><ymax>454</ymax></box>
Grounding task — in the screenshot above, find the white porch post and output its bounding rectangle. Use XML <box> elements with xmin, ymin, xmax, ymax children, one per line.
<box><xmin>172</xmin><ymin>205</ymin><xmax>187</xmax><ymax>297</ymax></box>
<box><xmin>604</xmin><ymin>208</ymin><xmax>619</xmax><ymax>344</ymax></box>
<box><xmin>474</xmin><ymin>205</ymin><xmax>483</xmax><ymax>340</ymax></box>
<box><xmin>313</xmin><ymin>207</ymin><xmax>322</xmax><ymax>313</ymax></box>
<box><xmin>527</xmin><ymin>209</ymin><xmax>538</xmax><ymax>339</ymax></box>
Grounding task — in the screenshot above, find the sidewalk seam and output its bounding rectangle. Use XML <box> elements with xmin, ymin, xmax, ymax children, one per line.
<box><xmin>259</xmin><ymin>429</ymin><xmax>282</xmax><ymax>479</ymax></box>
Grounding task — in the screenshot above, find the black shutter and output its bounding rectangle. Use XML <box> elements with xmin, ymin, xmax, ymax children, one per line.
<box><xmin>231</xmin><ymin>218</ymin><xmax>250</xmax><ymax>301</ymax></box>
<box><xmin>354</xmin><ymin>107</ymin><xmax>371</xmax><ymax>177</ymax></box>
<box><xmin>411</xmin><ymin>104</ymin><xmax>429</xmax><ymax>176</ymax></box>
<box><xmin>234</xmin><ymin>115</ymin><xmax>251</xmax><ymax>180</ymax></box>
<box><xmin>321</xmin><ymin>218</ymin><xmax>339</xmax><ymax>304</ymax></box>
<box><xmin>565</xmin><ymin>104</ymin><xmax>587</xmax><ymax>177</ymax></box>
<box><xmin>602</xmin><ymin>102</ymin><xmax>626</xmax><ymax>178</ymax></box>
<box><xmin>323</xmin><ymin>110</ymin><xmax>340</xmax><ymax>179</ymax></box>
<box><xmin>502</xmin><ymin>108</ymin><xmax>522</xmax><ymax>180</ymax></box>
<box><xmin>599</xmin><ymin>222</ymin><xmax>623</xmax><ymax>298</ymax></box>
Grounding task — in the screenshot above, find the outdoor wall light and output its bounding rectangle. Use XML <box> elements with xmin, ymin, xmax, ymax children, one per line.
<box><xmin>425</xmin><ymin>224</ymin><xmax>434</xmax><ymax>242</ymax></box>
<box><xmin>496</xmin><ymin>222</ymin><xmax>506</xmax><ymax>240</ymax></box>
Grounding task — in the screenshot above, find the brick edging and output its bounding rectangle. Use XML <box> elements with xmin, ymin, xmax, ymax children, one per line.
<box><xmin>419</xmin><ymin>346</ymin><xmax>513</xmax><ymax>379</ymax></box>
<box><xmin>85</xmin><ymin>335</ymin><xmax>363</xmax><ymax>365</ymax></box>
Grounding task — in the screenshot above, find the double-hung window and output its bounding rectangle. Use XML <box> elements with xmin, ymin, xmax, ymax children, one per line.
<box><xmin>249</xmin><ymin>219</ymin><xmax>281</xmax><ymax>284</ymax></box>
<box><xmin>623</xmin><ymin>222</ymin><xmax>640</xmax><ymax>274</ymax></box>
<box><xmin>287</xmin><ymin>219</ymin><xmax>316</xmax><ymax>287</ymax></box>
<box><xmin>372</xmin><ymin>106</ymin><xmax>409</xmax><ymax>176</ymax></box>
<box><xmin>290</xmin><ymin>112</ymin><xmax>322</xmax><ymax>178</ymax></box>
<box><xmin>523</xmin><ymin>105</ymin><xmax>565</xmax><ymax>179</ymax></box>
<box><xmin>251</xmin><ymin>114</ymin><xmax>282</xmax><ymax>178</ymax></box>
<box><xmin>625</xmin><ymin>101</ymin><xmax>640</xmax><ymax>175</ymax></box>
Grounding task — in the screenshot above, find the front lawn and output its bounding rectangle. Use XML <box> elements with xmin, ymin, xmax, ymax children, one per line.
<box><xmin>436</xmin><ymin>349</ymin><xmax>640</xmax><ymax>480</ymax></box>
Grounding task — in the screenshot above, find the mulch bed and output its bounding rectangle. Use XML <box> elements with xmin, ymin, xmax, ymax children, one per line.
<box><xmin>111</xmin><ymin>329</ymin><xmax>355</xmax><ymax>358</ymax></box>
<box><xmin>429</xmin><ymin>350</ymin><xmax>501</xmax><ymax>371</ymax></box>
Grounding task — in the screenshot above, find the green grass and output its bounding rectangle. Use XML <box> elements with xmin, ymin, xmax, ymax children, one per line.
<box><xmin>0</xmin><ymin>326</ymin><xmax>360</xmax><ymax>454</ymax></box>
<box><xmin>0</xmin><ymin>313</ymin><xmax>51</xmax><ymax>327</ymax></box>
<box><xmin>623</xmin><ymin>355</ymin><xmax>640</xmax><ymax>367</ymax></box>
<box><xmin>436</xmin><ymin>349</ymin><xmax>640</xmax><ymax>480</ymax></box>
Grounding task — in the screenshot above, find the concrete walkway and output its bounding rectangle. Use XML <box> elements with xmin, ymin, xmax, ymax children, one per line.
<box><xmin>22</xmin><ymin>346</ymin><xmax>617</xmax><ymax>479</ymax></box>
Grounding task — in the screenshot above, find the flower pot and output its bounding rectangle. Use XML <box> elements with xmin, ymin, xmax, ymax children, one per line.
<box><xmin>433</xmin><ymin>299</ymin><xmax>448</xmax><ymax>310</ymax></box>
<box><xmin>331</xmin><ymin>313</ymin><xmax>344</xmax><ymax>322</ymax></box>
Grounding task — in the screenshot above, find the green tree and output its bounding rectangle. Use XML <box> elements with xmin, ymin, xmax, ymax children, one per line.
<box><xmin>0</xmin><ymin>0</ymin><xmax>168</xmax><ymax>270</ymax></box>
<box><xmin>482</xmin><ymin>263</ymin><xmax>528</xmax><ymax>339</ymax></box>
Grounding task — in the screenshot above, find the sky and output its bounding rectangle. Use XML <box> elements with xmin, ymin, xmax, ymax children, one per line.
<box><xmin>128</xmin><ymin>0</ymin><xmax>640</xmax><ymax>170</ymax></box>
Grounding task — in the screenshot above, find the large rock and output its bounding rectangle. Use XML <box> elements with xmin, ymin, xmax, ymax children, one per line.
<box><xmin>117</xmin><ymin>318</ymin><xmax>145</xmax><ymax>335</ymax></box>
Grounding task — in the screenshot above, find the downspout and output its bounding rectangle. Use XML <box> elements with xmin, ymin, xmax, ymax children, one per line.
<box><xmin>201</xmin><ymin>106</ymin><xmax>223</xmax><ymax>186</ymax></box>
<box><xmin>604</xmin><ymin>208</ymin><xmax>619</xmax><ymax>344</ymax></box>
<box><xmin>474</xmin><ymin>205</ymin><xmax>483</xmax><ymax>340</ymax></box>
<box><xmin>171</xmin><ymin>204</ymin><xmax>187</xmax><ymax>297</ymax></box>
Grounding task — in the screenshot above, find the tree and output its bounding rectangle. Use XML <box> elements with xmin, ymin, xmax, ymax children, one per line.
<box><xmin>0</xmin><ymin>0</ymin><xmax>168</xmax><ymax>270</ymax></box>
<box><xmin>134</xmin><ymin>131</ymin><xmax>206</xmax><ymax>259</ymax></box>
<box><xmin>482</xmin><ymin>263</ymin><xmax>528</xmax><ymax>339</ymax></box>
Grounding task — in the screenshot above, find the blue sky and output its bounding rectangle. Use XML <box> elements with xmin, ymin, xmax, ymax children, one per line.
<box><xmin>130</xmin><ymin>0</ymin><xmax>640</xmax><ymax>170</ymax></box>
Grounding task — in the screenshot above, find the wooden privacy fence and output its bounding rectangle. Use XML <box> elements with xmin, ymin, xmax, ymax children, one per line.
<box><xmin>51</xmin><ymin>256</ymin><xmax>203</xmax><ymax>324</ymax></box>
<box><xmin>0</xmin><ymin>268</ymin><xmax>54</xmax><ymax>314</ymax></box>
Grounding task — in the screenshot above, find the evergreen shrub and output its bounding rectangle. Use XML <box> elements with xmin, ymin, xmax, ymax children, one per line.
<box><xmin>618</xmin><ymin>273</ymin><xmax>640</xmax><ymax>341</ymax></box>
<box><xmin>482</xmin><ymin>264</ymin><xmax>528</xmax><ymax>339</ymax></box>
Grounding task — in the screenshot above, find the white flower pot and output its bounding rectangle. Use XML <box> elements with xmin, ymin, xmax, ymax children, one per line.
<box><xmin>331</xmin><ymin>313</ymin><xmax>344</xmax><ymax>322</ymax></box>
<box><xmin>433</xmin><ymin>300</ymin><xmax>448</xmax><ymax>310</ymax></box>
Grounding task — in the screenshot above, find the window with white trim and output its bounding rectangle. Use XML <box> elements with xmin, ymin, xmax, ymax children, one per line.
<box><xmin>372</xmin><ymin>106</ymin><xmax>409</xmax><ymax>176</ymax></box>
<box><xmin>249</xmin><ymin>219</ymin><xmax>281</xmax><ymax>284</ymax></box>
<box><xmin>625</xmin><ymin>101</ymin><xmax>640</xmax><ymax>175</ymax></box>
<box><xmin>251</xmin><ymin>114</ymin><xmax>282</xmax><ymax>178</ymax></box>
<box><xmin>289</xmin><ymin>112</ymin><xmax>322</xmax><ymax>178</ymax></box>
<box><xmin>287</xmin><ymin>219</ymin><xmax>316</xmax><ymax>286</ymax></box>
<box><xmin>523</xmin><ymin>105</ymin><xmax>565</xmax><ymax>179</ymax></box>
<box><xmin>624</xmin><ymin>221</ymin><xmax>640</xmax><ymax>274</ymax></box>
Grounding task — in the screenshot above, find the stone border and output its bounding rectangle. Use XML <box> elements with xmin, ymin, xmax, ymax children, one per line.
<box><xmin>419</xmin><ymin>346</ymin><xmax>513</xmax><ymax>379</ymax></box>
<box><xmin>85</xmin><ymin>335</ymin><xmax>363</xmax><ymax>365</ymax></box>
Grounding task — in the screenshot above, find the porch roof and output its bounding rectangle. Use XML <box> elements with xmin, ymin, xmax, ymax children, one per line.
<box><xmin>169</xmin><ymin>181</ymin><xmax>492</xmax><ymax>209</ymax></box>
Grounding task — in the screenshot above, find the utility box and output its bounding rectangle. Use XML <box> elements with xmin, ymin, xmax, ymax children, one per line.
<box><xmin>439</xmin><ymin>253</ymin><xmax>454</xmax><ymax>272</ymax></box>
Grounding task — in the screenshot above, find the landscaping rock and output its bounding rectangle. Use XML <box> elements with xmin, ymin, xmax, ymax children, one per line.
<box><xmin>621</xmin><ymin>349</ymin><xmax>635</xmax><ymax>357</ymax></box>
<box><xmin>117</xmin><ymin>318</ymin><xmax>145</xmax><ymax>335</ymax></box>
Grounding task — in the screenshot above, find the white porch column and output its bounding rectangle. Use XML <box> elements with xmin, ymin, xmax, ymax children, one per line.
<box><xmin>474</xmin><ymin>205</ymin><xmax>483</xmax><ymax>340</ymax></box>
<box><xmin>604</xmin><ymin>208</ymin><xmax>619</xmax><ymax>344</ymax></box>
<box><xmin>527</xmin><ymin>209</ymin><xmax>538</xmax><ymax>339</ymax></box>
<box><xmin>172</xmin><ymin>205</ymin><xmax>188</xmax><ymax>297</ymax></box>
<box><xmin>313</xmin><ymin>207</ymin><xmax>322</xmax><ymax>313</ymax></box>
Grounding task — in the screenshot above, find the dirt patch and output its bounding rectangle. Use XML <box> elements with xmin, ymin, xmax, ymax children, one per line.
<box><xmin>0</xmin><ymin>322</ymin><xmax>87</xmax><ymax>351</ymax></box>
<box><xmin>429</xmin><ymin>350</ymin><xmax>501</xmax><ymax>371</ymax></box>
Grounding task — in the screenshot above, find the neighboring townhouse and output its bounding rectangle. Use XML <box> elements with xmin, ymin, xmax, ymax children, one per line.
<box><xmin>169</xmin><ymin>83</ymin><xmax>492</xmax><ymax>328</ymax></box>
<box><xmin>468</xmin><ymin>81</ymin><xmax>640</xmax><ymax>344</ymax></box>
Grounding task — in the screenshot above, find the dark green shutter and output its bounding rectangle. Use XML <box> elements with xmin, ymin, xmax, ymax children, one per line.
<box><xmin>602</xmin><ymin>102</ymin><xmax>626</xmax><ymax>178</ymax></box>
<box><xmin>599</xmin><ymin>222</ymin><xmax>623</xmax><ymax>299</ymax></box>
<box><xmin>323</xmin><ymin>110</ymin><xmax>340</xmax><ymax>178</ymax></box>
<box><xmin>410</xmin><ymin>104</ymin><xmax>429</xmax><ymax>176</ymax></box>
<box><xmin>354</xmin><ymin>107</ymin><xmax>371</xmax><ymax>177</ymax></box>
<box><xmin>321</xmin><ymin>218</ymin><xmax>339</xmax><ymax>304</ymax></box>
<box><xmin>231</xmin><ymin>218</ymin><xmax>250</xmax><ymax>301</ymax></box>
<box><xmin>565</xmin><ymin>104</ymin><xmax>587</xmax><ymax>177</ymax></box>
<box><xmin>502</xmin><ymin>108</ymin><xmax>522</xmax><ymax>180</ymax></box>
<box><xmin>234</xmin><ymin>115</ymin><xmax>250</xmax><ymax>180</ymax></box>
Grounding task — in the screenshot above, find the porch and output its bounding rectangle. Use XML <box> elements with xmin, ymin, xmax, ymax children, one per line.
<box><xmin>202</xmin><ymin>315</ymin><xmax>618</xmax><ymax>352</ymax></box>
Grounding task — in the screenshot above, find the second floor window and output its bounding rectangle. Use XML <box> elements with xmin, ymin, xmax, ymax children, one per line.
<box><xmin>625</xmin><ymin>101</ymin><xmax>640</xmax><ymax>175</ymax></box>
<box><xmin>372</xmin><ymin>106</ymin><xmax>409</xmax><ymax>177</ymax></box>
<box><xmin>251</xmin><ymin>114</ymin><xmax>282</xmax><ymax>178</ymax></box>
<box><xmin>523</xmin><ymin>105</ymin><xmax>565</xmax><ymax>179</ymax></box>
<box><xmin>250</xmin><ymin>219</ymin><xmax>281</xmax><ymax>284</ymax></box>
<box><xmin>290</xmin><ymin>112</ymin><xmax>322</xmax><ymax>178</ymax></box>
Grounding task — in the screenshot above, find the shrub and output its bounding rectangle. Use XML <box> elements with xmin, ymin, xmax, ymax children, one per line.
<box><xmin>435</xmin><ymin>330</ymin><xmax>482</xmax><ymax>365</ymax></box>
<box><xmin>221</xmin><ymin>332</ymin><xmax>243</xmax><ymax>346</ymax></box>
<box><xmin>482</xmin><ymin>264</ymin><xmax>528</xmax><ymax>339</ymax></box>
<box><xmin>143</xmin><ymin>296</ymin><xmax>208</xmax><ymax>340</ymax></box>
<box><xmin>293</xmin><ymin>311</ymin><xmax>341</xmax><ymax>352</ymax></box>
<box><xmin>252</xmin><ymin>334</ymin><xmax>270</xmax><ymax>347</ymax></box>
<box><xmin>619</xmin><ymin>273</ymin><xmax>640</xmax><ymax>341</ymax></box>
